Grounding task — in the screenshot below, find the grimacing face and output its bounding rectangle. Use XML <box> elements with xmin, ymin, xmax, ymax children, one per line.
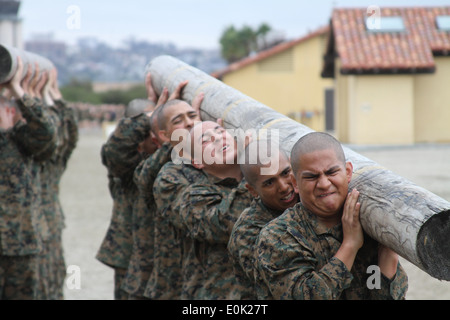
<box><xmin>246</xmin><ymin>152</ymin><xmax>299</xmax><ymax>212</ymax></box>
<box><xmin>292</xmin><ymin>148</ymin><xmax>353</xmax><ymax>226</ymax></box>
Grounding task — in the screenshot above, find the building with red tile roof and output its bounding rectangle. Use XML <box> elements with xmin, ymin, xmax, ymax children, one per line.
<box><xmin>322</xmin><ymin>6</ymin><xmax>450</xmax><ymax>144</ymax></box>
<box><xmin>323</xmin><ymin>6</ymin><xmax>450</xmax><ymax>76</ymax></box>
<box><xmin>212</xmin><ymin>6</ymin><xmax>450</xmax><ymax>144</ymax></box>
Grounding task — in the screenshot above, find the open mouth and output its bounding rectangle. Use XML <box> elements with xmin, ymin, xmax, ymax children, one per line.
<box><xmin>281</xmin><ymin>190</ymin><xmax>296</xmax><ymax>203</ymax></box>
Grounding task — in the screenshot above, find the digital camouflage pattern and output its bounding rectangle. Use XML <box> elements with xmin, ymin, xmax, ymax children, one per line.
<box><xmin>36</xmin><ymin>100</ymin><xmax>78</xmax><ymax>300</ymax></box>
<box><xmin>122</xmin><ymin>142</ymin><xmax>172</xmax><ymax>299</ymax></box>
<box><xmin>0</xmin><ymin>95</ymin><xmax>56</xmax><ymax>256</ymax></box>
<box><xmin>0</xmin><ymin>255</ymin><xmax>40</xmax><ymax>300</ymax></box>
<box><xmin>255</xmin><ymin>202</ymin><xmax>409</xmax><ymax>300</ymax></box>
<box><xmin>175</xmin><ymin>174</ymin><xmax>253</xmax><ymax>299</ymax></box>
<box><xmin>145</xmin><ymin>160</ymin><xmax>207</xmax><ymax>300</ymax></box>
<box><xmin>0</xmin><ymin>95</ymin><xmax>57</xmax><ymax>299</ymax></box>
<box><xmin>96</xmin><ymin>113</ymin><xmax>151</xmax><ymax>299</ymax></box>
<box><xmin>227</xmin><ymin>197</ymin><xmax>285</xmax><ymax>299</ymax></box>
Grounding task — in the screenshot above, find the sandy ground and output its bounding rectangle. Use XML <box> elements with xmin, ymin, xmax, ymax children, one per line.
<box><xmin>60</xmin><ymin>128</ymin><xmax>450</xmax><ymax>300</ymax></box>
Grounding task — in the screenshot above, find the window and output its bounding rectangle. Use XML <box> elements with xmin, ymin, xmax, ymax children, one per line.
<box><xmin>436</xmin><ymin>16</ymin><xmax>450</xmax><ymax>32</ymax></box>
<box><xmin>366</xmin><ymin>16</ymin><xmax>406</xmax><ymax>33</ymax></box>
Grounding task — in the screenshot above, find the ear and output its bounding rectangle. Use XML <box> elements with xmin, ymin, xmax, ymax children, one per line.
<box><xmin>158</xmin><ymin>129</ymin><xmax>170</xmax><ymax>143</ymax></box>
<box><xmin>151</xmin><ymin>133</ymin><xmax>161</xmax><ymax>148</ymax></box>
<box><xmin>345</xmin><ymin>161</ymin><xmax>353</xmax><ymax>183</ymax></box>
<box><xmin>291</xmin><ymin>173</ymin><xmax>299</xmax><ymax>194</ymax></box>
<box><xmin>245</xmin><ymin>183</ymin><xmax>259</xmax><ymax>198</ymax></box>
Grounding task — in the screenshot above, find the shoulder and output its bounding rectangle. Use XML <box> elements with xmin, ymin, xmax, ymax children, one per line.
<box><xmin>258</xmin><ymin>203</ymin><xmax>308</xmax><ymax>246</ymax></box>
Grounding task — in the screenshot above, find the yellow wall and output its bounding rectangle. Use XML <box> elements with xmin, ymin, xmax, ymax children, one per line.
<box><xmin>414</xmin><ymin>57</ymin><xmax>450</xmax><ymax>143</ymax></box>
<box><xmin>335</xmin><ymin>56</ymin><xmax>450</xmax><ymax>145</ymax></box>
<box><xmin>222</xmin><ymin>34</ymin><xmax>333</xmax><ymax>132</ymax></box>
<box><xmin>335</xmin><ymin>67</ymin><xmax>415</xmax><ymax>145</ymax></box>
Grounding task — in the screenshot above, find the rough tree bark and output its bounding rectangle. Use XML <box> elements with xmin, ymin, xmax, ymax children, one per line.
<box><xmin>146</xmin><ymin>55</ymin><xmax>450</xmax><ymax>281</ymax></box>
<box><xmin>0</xmin><ymin>44</ymin><xmax>54</xmax><ymax>84</ymax></box>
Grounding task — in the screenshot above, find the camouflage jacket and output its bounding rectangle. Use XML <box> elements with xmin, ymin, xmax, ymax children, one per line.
<box><xmin>96</xmin><ymin>113</ymin><xmax>150</xmax><ymax>269</ymax></box>
<box><xmin>227</xmin><ymin>197</ymin><xmax>284</xmax><ymax>299</ymax></box>
<box><xmin>175</xmin><ymin>173</ymin><xmax>253</xmax><ymax>300</ymax></box>
<box><xmin>0</xmin><ymin>95</ymin><xmax>56</xmax><ymax>256</ymax></box>
<box><xmin>255</xmin><ymin>202</ymin><xmax>408</xmax><ymax>300</ymax></box>
<box><xmin>37</xmin><ymin>101</ymin><xmax>78</xmax><ymax>236</ymax></box>
<box><xmin>100</xmin><ymin>113</ymin><xmax>151</xmax><ymax>188</ymax></box>
<box><xmin>145</xmin><ymin>161</ymin><xmax>207</xmax><ymax>300</ymax></box>
<box><xmin>122</xmin><ymin>143</ymin><xmax>172</xmax><ymax>297</ymax></box>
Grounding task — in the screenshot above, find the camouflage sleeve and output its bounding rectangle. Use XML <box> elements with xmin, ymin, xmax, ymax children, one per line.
<box><xmin>256</xmin><ymin>224</ymin><xmax>354</xmax><ymax>300</ymax></box>
<box><xmin>152</xmin><ymin>163</ymin><xmax>192</xmax><ymax>231</ymax></box>
<box><xmin>135</xmin><ymin>142</ymin><xmax>172</xmax><ymax>202</ymax></box>
<box><xmin>101</xmin><ymin>113</ymin><xmax>150</xmax><ymax>185</ymax></box>
<box><xmin>13</xmin><ymin>95</ymin><xmax>56</xmax><ymax>157</ymax></box>
<box><xmin>228</xmin><ymin>205</ymin><xmax>259</xmax><ymax>283</ymax></box>
<box><xmin>368</xmin><ymin>262</ymin><xmax>408</xmax><ymax>300</ymax></box>
<box><xmin>0</xmin><ymin>130</ymin><xmax>8</xmax><ymax>148</ymax></box>
<box><xmin>176</xmin><ymin>184</ymin><xmax>241</xmax><ymax>243</ymax></box>
<box><xmin>55</xmin><ymin>99</ymin><xmax>79</xmax><ymax>166</ymax></box>
<box><xmin>227</xmin><ymin>206</ymin><xmax>259</xmax><ymax>299</ymax></box>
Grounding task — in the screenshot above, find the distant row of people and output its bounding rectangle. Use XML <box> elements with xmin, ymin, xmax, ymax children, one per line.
<box><xmin>0</xmin><ymin>57</ymin><xmax>78</xmax><ymax>299</ymax></box>
<box><xmin>96</xmin><ymin>72</ymin><xmax>409</xmax><ymax>300</ymax></box>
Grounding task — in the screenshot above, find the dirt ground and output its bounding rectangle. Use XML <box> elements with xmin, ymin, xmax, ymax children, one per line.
<box><xmin>60</xmin><ymin>128</ymin><xmax>450</xmax><ymax>300</ymax></box>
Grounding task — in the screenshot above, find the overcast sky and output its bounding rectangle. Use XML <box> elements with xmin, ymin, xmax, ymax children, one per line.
<box><xmin>20</xmin><ymin>0</ymin><xmax>450</xmax><ymax>49</ymax></box>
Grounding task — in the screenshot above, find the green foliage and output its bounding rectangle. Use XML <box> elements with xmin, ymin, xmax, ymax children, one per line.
<box><xmin>219</xmin><ymin>23</ymin><xmax>273</xmax><ymax>63</ymax></box>
<box><xmin>60</xmin><ymin>78</ymin><xmax>102</xmax><ymax>104</ymax></box>
<box><xmin>99</xmin><ymin>85</ymin><xmax>147</xmax><ymax>105</ymax></box>
<box><xmin>60</xmin><ymin>78</ymin><xmax>147</xmax><ymax>105</ymax></box>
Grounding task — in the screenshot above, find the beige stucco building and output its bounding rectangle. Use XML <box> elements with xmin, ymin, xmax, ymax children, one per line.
<box><xmin>214</xmin><ymin>6</ymin><xmax>450</xmax><ymax>145</ymax></box>
<box><xmin>323</xmin><ymin>7</ymin><xmax>450</xmax><ymax>145</ymax></box>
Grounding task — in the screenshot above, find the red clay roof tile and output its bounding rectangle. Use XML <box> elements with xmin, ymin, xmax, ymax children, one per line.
<box><xmin>332</xmin><ymin>6</ymin><xmax>450</xmax><ymax>73</ymax></box>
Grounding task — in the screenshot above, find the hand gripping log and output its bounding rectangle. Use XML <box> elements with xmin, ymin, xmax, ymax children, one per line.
<box><xmin>145</xmin><ymin>55</ymin><xmax>450</xmax><ymax>281</ymax></box>
<box><xmin>0</xmin><ymin>44</ymin><xmax>54</xmax><ymax>84</ymax></box>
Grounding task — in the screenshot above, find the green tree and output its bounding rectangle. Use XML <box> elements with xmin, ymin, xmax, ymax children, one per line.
<box><xmin>219</xmin><ymin>23</ymin><xmax>273</xmax><ymax>64</ymax></box>
<box><xmin>60</xmin><ymin>78</ymin><xmax>102</xmax><ymax>104</ymax></box>
<box><xmin>61</xmin><ymin>78</ymin><xmax>148</xmax><ymax>105</ymax></box>
<box><xmin>256</xmin><ymin>23</ymin><xmax>272</xmax><ymax>50</ymax></box>
<box><xmin>99</xmin><ymin>85</ymin><xmax>147</xmax><ymax>105</ymax></box>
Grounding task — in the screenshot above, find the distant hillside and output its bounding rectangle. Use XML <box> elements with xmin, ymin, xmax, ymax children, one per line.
<box><xmin>25</xmin><ymin>37</ymin><xmax>227</xmax><ymax>86</ymax></box>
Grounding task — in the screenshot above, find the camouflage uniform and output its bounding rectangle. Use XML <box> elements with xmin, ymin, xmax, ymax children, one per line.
<box><xmin>0</xmin><ymin>95</ymin><xmax>56</xmax><ymax>299</ymax></box>
<box><xmin>36</xmin><ymin>100</ymin><xmax>78</xmax><ymax>300</ymax></box>
<box><xmin>122</xmin><ymin>142</ymin><xmax>172</xmax><ymax>299</ymax></box>
<box><xmin>227</xmin><ymin>197</ymin><xmax>284</xmax><ymax>299</ymax></box>
<box><xmin>255</xmin><ymin>202</ymin><xmax>409</xmax><ymax>300</ymax></box>
<box><xmin>96</xmin><ymin>113</ymin><xmax>150</xmax><ymax>300</ymax></box>
<box><xmin>145</xmin><ymin>160</ymin><xmax>207</xmax><ymax>300</ymax></box>
<box><xmin>174</xmin><ymin>174</ymin><xmax>253</xmax><ymax>299</ymax></box>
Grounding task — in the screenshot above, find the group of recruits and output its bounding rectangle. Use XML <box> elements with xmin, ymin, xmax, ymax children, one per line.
<box><xmin>97</xmin><ymin>72</ymin><xmax>409</xmax><ymax>300</ymax></box>
<box><xmin>0</xmin><ymin>57</ymin><xmax>78</xmax><ymax>299</ymax></box>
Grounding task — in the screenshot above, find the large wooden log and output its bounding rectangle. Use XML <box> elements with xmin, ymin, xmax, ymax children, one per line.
<box><xmin>145</xmin><ymin>55</ymin><xmax>450</xmax><ymax>281</ymax></box>
<box><xmin>0</xmin><ymin>44</ymin><xmax>54</xmax><ymax>84</ymax></box>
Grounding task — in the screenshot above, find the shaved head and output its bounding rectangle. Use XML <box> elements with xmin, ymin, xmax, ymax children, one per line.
<box><xmin>290</xmin><ymin>132</ymin><xmax>345</xmax><ymax>175</ymax></box>
<box><xmin>157</xmin><ymin>99</ymin><xmax>188</xmax><ymax>130</ymax></box>
<box><xmin>124</xmin><ymin>98</ymin><xmax>155</xmax><ymax>118</ymax></box>
<box><xmin>240</xmin><ymin>139</ymin><xmax>288</xmax><ymax>186</ymax></box>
